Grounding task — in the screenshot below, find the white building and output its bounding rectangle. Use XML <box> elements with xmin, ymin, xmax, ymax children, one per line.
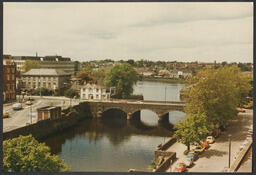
<box><xmin>80</xmin><ymin>84</ymin><xmax>116</xmax><ymax>100</ymax></box>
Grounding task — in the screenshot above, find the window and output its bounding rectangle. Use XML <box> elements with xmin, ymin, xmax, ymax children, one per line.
<box><xmin>7</xmin><ymin>75</ymin><xmax>10</xmax><ymax>81</ymax></box>
<box><xmin>11</xmin><ymin>68</ymin><xmax>15</xmax><ymax>73</ymax></box>
<box><xmin>38</xmin><ymin>82</ymin><xmax>41</xmax><ymax>87</ymax></box>
<box><xmin>83</xmin><ymin>88</ymin><xmax>85</xmax><ymax>91</ymax></box>
<box><xmin>48</xmin><ymin>83</ymin><xmax>51</xmax><ymax>88</ymax></box>
<box><xmin>96</xmin><ymin>94</ymin><xmax>99</xmax><ymax>99</ymax></box>
<box><xmin>43</xmin><ymin>82</ymin><xmax>46</xmax><ymax>87</ymax></box>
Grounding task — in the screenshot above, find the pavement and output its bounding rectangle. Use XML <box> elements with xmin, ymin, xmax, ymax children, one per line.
<box><xmin>167</xmin><ymin>109</ymin><xmax>253</xmax><ymax>172</ymax></box>
<box><xmin>3</xmin><ymin>96</ymin><xmax>79</xmax><ymax>132</ymax></box>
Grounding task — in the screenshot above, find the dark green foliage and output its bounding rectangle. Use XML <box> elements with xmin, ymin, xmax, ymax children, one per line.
<box><xmin>3</xmin><ymin>135</ymin><xmax>70</xmax><ymax>172</ymax></box>
<box><xmin>34</xmin><ymin>88</ymin><xmax>53</xmax><ymax>96</ymax></box>
<box><xmin>104</xmin><ymin>63</ymin><xmax>138</xmax><ymax>99</ymax></box>
<box><xmin>64</xmin><ymin>88</ymin><xmax>78</xmax><ymax>98</ymax></box>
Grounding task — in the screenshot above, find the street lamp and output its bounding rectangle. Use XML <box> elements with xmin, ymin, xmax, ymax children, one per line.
<box><xmin>228</xmin><ymin>134</ymin><xmax>232</xmax><ymax>168</ymax></box>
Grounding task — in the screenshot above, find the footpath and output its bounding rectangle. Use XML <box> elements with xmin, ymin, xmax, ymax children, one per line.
<box><xmin>166</xmin><ymin>109</ymin><xmax>253</xmax><ymax>172</ymax></box>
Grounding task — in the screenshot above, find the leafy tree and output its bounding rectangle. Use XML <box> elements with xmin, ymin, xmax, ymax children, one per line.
<box><xmin>74</xmin><ymin>61</ymin><xmax>80</xmax><ymax>76</ymax></box>
<box><xmin>183</xmin><ymin>65</ymin><xmax>251</xmax><ymax>127</ymax></box>
<box><xmin>23</xmin><ymin>60</ymin><xmax>41</xmax><ymax>72</ymax></box>
<box><xmin>76</xmin><ymin>71</ymin><xmax>97</xmax><ymax>84</ymax></box>
<box><xmin>126</xmin><ymin>59</ymin><xmax>135</xmax><ymax>66</ymax></box>
<box><xmin>174</xmin><ymin>113</ymin><xmax>211</xmax><ymax>151</ymax></box>
<box><xmin>64</xmin><ymin>88</ymin><xmax>78</xmax><ymax>98</ymax></box>
<box><xmin>34</xmin><ymin>87</ymin><xmax>53</xmax><ymax>96</ymax></box>
<box><xmin>104</xmin><ymin>63</ymin><xmax>138</xmax><ymax>98</ymax></box>
<box><xmin>3</xmin><ymin>135</ymin><xmax>69</xmax><ymax>172</ymax></box>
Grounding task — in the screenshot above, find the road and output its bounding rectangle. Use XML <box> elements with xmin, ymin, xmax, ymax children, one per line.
<box><xmin>167</xmin><ymin>109</ymin><xmax>253</xmax><ymax>172</ymax></box>
<box><xmin>3</xmin><ymin>96</ymin><xmax>79</xmax><ymax>132</ymax></box>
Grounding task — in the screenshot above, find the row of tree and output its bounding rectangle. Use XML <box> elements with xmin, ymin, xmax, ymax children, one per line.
<box><xmin>174</xmin><ymin>65</ymin><xmax>252</xmax><ymax>151</ymax></box>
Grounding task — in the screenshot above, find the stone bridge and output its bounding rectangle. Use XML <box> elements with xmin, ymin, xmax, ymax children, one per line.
<box><xmin>81</xmin><ymin>100</ymin><xmax>185</xmax><ymax>122</ymax></box>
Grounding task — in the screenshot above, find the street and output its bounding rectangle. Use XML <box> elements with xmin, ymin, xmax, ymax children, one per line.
<box><xmin>167</xmin><ymin>109</ymin><xmax>253</xmax><ymax>172</ymax></box>
<box><xmin>3</xmin><ymin>96</ymin><xmax>79</xmax><ymax>132</ymax></box>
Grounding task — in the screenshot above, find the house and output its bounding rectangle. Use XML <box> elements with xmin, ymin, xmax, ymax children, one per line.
<box><xmin>80</xmin><ymin>84</ymin><xmax>116</xmax><ymax>100</ymax></box>
<box><xmin>21</xmin><ymin>68</ymin><xmax>71</xmax><ymax>90</ymax></box>
<box><xmin>3</xmin><ymin>55</ymin><xmax>17</xmax><ymax>102</ymax></box>
<box><xmin>158</xmin><ymin>69</ymin><xmax>170</xmax><ymax>77</ymax></box>
<box><xmin>37</xmin><ymin>106</ymin><xmax>61</xmax><ymax>121</ymax></box>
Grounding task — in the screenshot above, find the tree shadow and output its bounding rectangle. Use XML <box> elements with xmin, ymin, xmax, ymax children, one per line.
<box><xmin>199</xmin><ymin>149</ymin><xmax>227</xmax><ymax>159</ymax></box>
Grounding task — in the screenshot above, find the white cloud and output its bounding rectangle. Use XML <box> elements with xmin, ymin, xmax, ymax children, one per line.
<box><xmin>3</xmin><ymin>2</ymin><xmax>253</xmax><ymax>63</ymax></box>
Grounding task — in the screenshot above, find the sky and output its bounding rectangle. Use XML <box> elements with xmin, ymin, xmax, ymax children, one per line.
<box><xmin>3</xmin><ymin>2</ymin><xmax>253</xmax><ymax>63</ymax></box>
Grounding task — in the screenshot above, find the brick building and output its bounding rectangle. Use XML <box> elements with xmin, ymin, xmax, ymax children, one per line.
<box><xmin>37</xmin><ymin>106</ymin><xmax>61</xmax><ymax>121</ymax></box>
<box><xmin>3</xmin><ymin>55</ymin><xmax>17</xmax><ymax>102</ymax></box>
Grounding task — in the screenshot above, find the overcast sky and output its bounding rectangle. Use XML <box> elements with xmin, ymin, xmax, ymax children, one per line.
<box><xmin>3</xmin><ymin>2</ymin><xmax>253</xmax><ymax>63</ymax></box>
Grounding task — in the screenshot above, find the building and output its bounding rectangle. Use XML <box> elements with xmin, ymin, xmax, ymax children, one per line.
<box><xmin>3</xmin><ymin>55</ymin><xmax>17</xmax><ymax>102</ymax></box>
<box><xmin>11</xmin><ymin>55</ymin><xmax>75</xmax><ymax>74</ymax></box>
<box><xmin>21</xmin><ymin>68</ymin><xmax>72</xmax><ymax>90</ymax></box>
<box><xmin>80</xmin><ymin>84</ymin><xmax>116</xmax><ymax>100</ymax></box>
<box><xmin>37</xmin><ymin>106</ymin><xmax>61</xmax><ymax>121</ymax></box>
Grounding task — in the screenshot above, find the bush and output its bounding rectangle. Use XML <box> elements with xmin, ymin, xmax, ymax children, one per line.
<box><xmin>183</xmin><ymin>150</ymin><xmax>189</xmax><ymax>155</ymax></box>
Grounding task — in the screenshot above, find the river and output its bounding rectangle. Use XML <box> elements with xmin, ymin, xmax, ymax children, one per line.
<box><xmin>44</xmin><ymin>81</ymin><xmax>186</xmax><ymax>172</ymax></box>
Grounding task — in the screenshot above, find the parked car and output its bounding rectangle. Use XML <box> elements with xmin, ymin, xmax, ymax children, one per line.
<box><xmin>173</xmin><ymin>162</ymin><xmax>187</xmax><ymax>172</ymax></box>
<box><xmin>245</xmin><ymin>134</ymin><xmax>252</xmax><ymax>140</ymax></box>
<box><xmin>12</xmin><ymin>103</ymin><xmax>22</xmax><ymax>110</ymax></box>
<box><xmin>25</xmin><ymin>101</ymin><xmax>33</xmax><ymax>105</ymax></box>
<box><xmin>243</xmin><ymin>101</ymin><xmax>253</xmax><ymax>109</ymax></box>
<box><xmin>206</xmin><ymin>136</ymin><xmax>215</xmax><ymax>144</ymax></box>
<box><xmin>194</xmin><ymin>146</ymin><xmax>205</xmax><ymax>153</ymax></box>
<box><xmin>248</xmin><ymin>129</ymin><xmax>253</xmax><ymax>135</ymax></box>
<box><xmin>182</xmin><ymin>158</ymin><xmax>193</xmax><ymax>167</ymax></box>
<box><xmin>3</xmin><ymin>112</ymin><xmax>10</xmax><ymax>118</ymax></box>
<box><xmin>200</xmin><ymin>140</ymin><xmax>210</xmax><ymax>149</ymax></box>
<box><xmin>240</xmin><ymin>140</ymin><xmax>249</xmax><ymax>150</ymax></box>
<box><xmin>186</xmin><ymin>151</ymin><xmax>199</xmax><ymax>161</ymax></box>
<box><xmin>237</xmin><ymin>108</ymin><xmax>246</xmax><ymax>113</ymax></box>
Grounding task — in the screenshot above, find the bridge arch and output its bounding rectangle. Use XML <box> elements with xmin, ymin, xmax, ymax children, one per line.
<box><xmin>101</xmin><ymin>107</ymin><xmax>127</xmax><ymax>119</ymax></box>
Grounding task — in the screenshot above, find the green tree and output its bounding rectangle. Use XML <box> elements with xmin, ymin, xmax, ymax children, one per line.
<box><xmin>126</xmin><ymin>59</ymin><xmax>135</xmax><ymax>66</ymax></box>
<box><xmin>64</xmin><ymin>88</ymin><xmax>78</xmax><ymax>98</ymax></box>
<box><xmin>104</xmin><ymin>63</ymin><xmax>138</xmax><ymax>98</ymax></box>
<box><xmin>76</xmin><ymin>71</ymin><xmax>97</xmax><ymax>84</ymax></box>
<box><xmin>183</xmin><ymin>65</ymin><xmax>251</xmax><ymax>127</ymax></box>
<box><xmin>23</xmin><ymin>60</ymin><xmax>41</xmax><ymax>72</ymax></box>
<box><xmin>174</xmin><ymin>113</ymin><xmax>210</xmax><ymax>151</ymax></box>
<box><xmin>74</xmin><ymin>61</ymin><xmax>80</xmax><ymax>76</ymax></box>
<box><xmin>3</xmin><ymin>135</ymin><xmax>69</xmax><ymax>172</ymax></box>
<box><xmin>34</xmin><ymin>87</ymin><xmax>53</xmax><ymax>96</ymax></box>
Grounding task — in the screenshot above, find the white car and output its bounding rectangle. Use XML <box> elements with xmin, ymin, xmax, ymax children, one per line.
<box><xmin>182</xmin><ymin>158</ymin><xmax>193</xmax><ymax>167</ymax></box>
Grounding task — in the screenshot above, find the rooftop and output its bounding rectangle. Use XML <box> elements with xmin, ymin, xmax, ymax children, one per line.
<box><xmin>23</xmin><ymin>68</ymin><xmax>71</xmax><ymax>76</ymax></box>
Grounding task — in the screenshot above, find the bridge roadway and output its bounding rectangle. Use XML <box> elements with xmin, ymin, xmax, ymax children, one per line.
<box><xmin>81</xmin><ymin>99</ymin><xmax>185</xmax><ymax>122</ymax></box>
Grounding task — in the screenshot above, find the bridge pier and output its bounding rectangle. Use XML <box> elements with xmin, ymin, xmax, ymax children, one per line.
<box><xmin>127</xmin><ymin>111</ymin><xmax>141</xmax><ymax>120</ymax></box>
<box><xmin>96</xmin><ymin>111</ymin><xmax>102</xmax><ymax>118</ymax></box>
<box><xmin>158</xmin><ymin>113</ymin><xmax>169</xmax><ymax>123</ymax></box>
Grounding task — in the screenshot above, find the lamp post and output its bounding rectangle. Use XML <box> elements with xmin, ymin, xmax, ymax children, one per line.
<box><xmin>165</xmin><ymin>86</ymin><xmax>167</xmax><ymax>103</ymax></box>
<box><xmin>228</xmin><ymin>134</ymin><xmax>232</xmax><ymax>168</ymax></box>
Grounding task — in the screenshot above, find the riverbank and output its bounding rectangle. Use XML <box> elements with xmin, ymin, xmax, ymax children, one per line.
<box><xmin>140</xmin><ymin>77</ymin><xmax>185</xmax><ymax>84</ymax></box>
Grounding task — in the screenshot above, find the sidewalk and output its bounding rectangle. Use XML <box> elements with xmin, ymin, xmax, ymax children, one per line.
<box><xmin>166</xmin><ymin>109</ymin><xmax>253</xmax><ymax>172</ymax></box>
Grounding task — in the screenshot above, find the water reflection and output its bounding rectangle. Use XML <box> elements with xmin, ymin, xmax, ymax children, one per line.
<box><xmin>44</xmin><ymin>117</ymin><xmax>174</xmax><ymax>153</ymax></box>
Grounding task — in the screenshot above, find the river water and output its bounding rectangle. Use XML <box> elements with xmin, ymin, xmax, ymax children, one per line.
<box><xmin>44</xmin><ymin>81</ymin><xmax>186</xmax><ymax>172</ymax></box>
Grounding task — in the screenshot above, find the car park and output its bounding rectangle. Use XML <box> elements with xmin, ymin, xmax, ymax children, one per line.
<box><xmin>206</xmin><ymin>136</ymin><xmax>215</xmax><ymax>144</ymax></box>
<box><xmin>173</xmin><ymin>162</ymin><xmax>187</xmax><ymax>172</ymax></box>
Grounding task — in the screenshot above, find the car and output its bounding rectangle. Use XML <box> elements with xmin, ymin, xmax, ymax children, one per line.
<box><xmin>245</xmin><ymin>134</ymin><xmax>252</xmax><ymax>140</ymax></box>
<box><xmin>206</xmin><ymin>136</ymin><xmax>215</xmax><ymax>144</ymax></box>
<box><xmin>240</xmin><ymin>140</ymin><xmax>249</xmax><ymax>150</ymax></box>
<box><xmin>248</xmin><ymin>129</ymin><xmax>253</xmax><ymax>135</ymax></box>
<box><xmin>173</xmin><ymin>162</ymin><xmax>187</xmax><ymax>172</ymax></box>
<box><xmin>12</xmin><ymin>103</ymin><xmax>22</xmax><ymax>110</ymax></box>
<box><xmin>200</xmin><ymin>140</ymin><xmax>210</xmax><ymax>149</ymax></box>
<box><xmin>237</xmin><ymin>108</ymin><xmax>246</xmax><ymax>113</ymax></box>
<box><xmin>194</xmin><ymin>146</ymin><xmax>205</xmax><ymax>153</ymax></box>
<box><xmin>3</xmin><ymin>112</ymin><xmax>10</xmax><ymax>118</ymax></box>
<box><xmin>25</xmin><ymin>101</ymin><xmax>33</xmax><ymax>105</ymax></box>
<box><xmin>182</xmin><ymin>158</ymin><xmax>193</xmax><ymax>167</ymax></box>
<box><xmin>186</xmin><ymin>151</ymin><xmax>199</xmax><ymax>161</ymax></box>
